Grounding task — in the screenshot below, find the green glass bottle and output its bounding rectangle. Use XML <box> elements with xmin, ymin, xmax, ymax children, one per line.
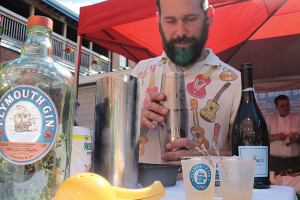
<box><xmin>231</xmin><ymin>63</ymin><xmax>270</xmax><ymax>189</ymax></box>
<box><xmin>0</xmin><ymin>15</ymin><xmax>76</xmax><ymax>199</ymax></box>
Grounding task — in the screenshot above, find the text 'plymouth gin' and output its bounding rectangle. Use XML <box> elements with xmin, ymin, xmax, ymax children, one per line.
<box><xmin>231</xmin><ymin>63</ymin><xmax>271</xmax><ymax>189</ymax></box>
<box><xmin>0</xmin><ymin>15</ymin><xmax>76</xmax><ymax>199</ymax></box>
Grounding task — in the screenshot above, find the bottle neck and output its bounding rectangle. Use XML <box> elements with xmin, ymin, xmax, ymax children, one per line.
<box><xmin>241</xmin><ymin>68</ymin><xmax>255</xmax><ymax>102</ymax></box>
<box><xmin>21</xmin><ymin>26</ymin><xmax>53</xmax><ymax>58</ymax></box>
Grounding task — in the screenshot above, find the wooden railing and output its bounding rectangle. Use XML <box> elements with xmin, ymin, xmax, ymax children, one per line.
<box><xmin>0</xmin><ymin>5</ymin><xmax>110</xmax><ymax>76</ymax></box>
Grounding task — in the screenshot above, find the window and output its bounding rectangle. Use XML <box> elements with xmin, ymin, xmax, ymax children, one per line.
<box><xmin>119</xmin><ymin>55</ymin><xmax>127</xmax><ymax>68</ymax></box>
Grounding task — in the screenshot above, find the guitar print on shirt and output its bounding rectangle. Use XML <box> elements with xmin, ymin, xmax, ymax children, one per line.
<box><xmin>200</xmin><ymin>82</ymin><xmax>231</xmax><ymax>123</ymax></box>
<box><xmin>139</xmin><ymin>132</ymin><xmax>148</xmax><ymax>156</ymax></box>
<box><xmin>187</xmin><ymin>65</ymin><xmax>217</xmax><ymax>99</ymax></box>
<box><xmin>143</xmin><ymin>65</ymin><xmax>158</xmax><ymax>106</ymax></box>
<box><xmin>137</xmin><ymin>69</ymin><xmax>148</xmax><ymax>85</ymax></box>
<box><xmin>212</xmin><ymin>123</ymin><xmax>221</xmax><ymax>148</ymax></box>
<box><xmin>219</xmin><ymin>67</ymin><xmax>238</xmax><ymax>81</ymax></box>
<box><xmin>190</xmin><ymin>99</ymin><xmax>209</xmax><ymax>148</ymax></box>
<box><xmin>158</xmin><ymin>58</ymin><xmax>168</xmax><ymax>66</ymax></box>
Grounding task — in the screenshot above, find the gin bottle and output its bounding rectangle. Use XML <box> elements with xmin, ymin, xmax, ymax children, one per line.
<box><xmin>0</xmin><ymin>15</ymin><xmax>76</xmax><ymax>199</ymax></box>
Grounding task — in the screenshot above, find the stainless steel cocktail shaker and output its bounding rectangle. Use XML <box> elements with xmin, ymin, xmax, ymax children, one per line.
<box><xmin>93</xmin><ymin>74</ymin><xmax>141</xmax><ymax>189</ymax></box>
<box><xmin>159</xmin><ymin>72</ymin><xmax>188</xmax><ymax>154</ymax></box>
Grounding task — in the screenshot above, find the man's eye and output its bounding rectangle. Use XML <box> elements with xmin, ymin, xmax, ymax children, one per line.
<box><xmin>185</xmin><ymin>17</ymin><xmax>196</xmax><ymax>22</ymax></box>
<box><xmin>166</xmin><ymin>20</ymin><xmax>176</xmax><ymax>24</ymax></box>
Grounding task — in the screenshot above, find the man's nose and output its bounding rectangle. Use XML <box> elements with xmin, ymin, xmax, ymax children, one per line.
<box><xmin>175</xmin><ymin>21</ymin><xmax>188</xmax><ymax>37</ymax></box>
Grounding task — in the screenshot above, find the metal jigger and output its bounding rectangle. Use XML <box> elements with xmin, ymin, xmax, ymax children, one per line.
<box><xmin>159</xmin><ymin>72</ymin><xmax>188</xmax><ymax>154</ymax></box>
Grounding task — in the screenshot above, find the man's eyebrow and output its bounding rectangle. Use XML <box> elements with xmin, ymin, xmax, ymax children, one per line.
<box><xmin>163</xmin><ymin>14</ymin><xmax>198</xmax><ymax>20</ymax></box>
<box><xmin>279</xmin><ymin>103</ymin><xmax>289</xmax><ymax>106</ymax></box>
<box><xmin>163</xmin><ymin>16</ymin><xmax>176</xmax><ymax>20</ymax></box>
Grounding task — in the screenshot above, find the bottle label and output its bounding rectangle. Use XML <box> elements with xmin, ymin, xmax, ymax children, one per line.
<box><xmin>0</xmin><ymin>86</ymin><xmax>58</xmax><ymax>165</ymax></box>
<box><xmin>238</xmin><ymin>146</ymin><xmax>268</xmax><ymax>177</ymax></box>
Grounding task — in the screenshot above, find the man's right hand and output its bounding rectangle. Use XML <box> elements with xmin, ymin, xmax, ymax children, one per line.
<box><xmin>270</xmin><ymin>132</ymin><xmax>288</xmax><ymax>142</ymax></box>
<box><xmin>141</xmin><ymin>92</ymin><xmax>168</xmax><ymax>130</ymax></box>
<box><xmin>277</xmin><ymin>132</ymin><xmax>288</xmax><ymax>140</ymax></box>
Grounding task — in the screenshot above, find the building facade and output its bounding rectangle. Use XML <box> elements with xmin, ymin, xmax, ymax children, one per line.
<box><xmin>0</xmin><ymin>0</ymin><xmax>136</xmax><ymax>127</ymax></box>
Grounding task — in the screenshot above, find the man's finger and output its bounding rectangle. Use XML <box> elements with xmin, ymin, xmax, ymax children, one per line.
<box><xmin>167</xmin><ymin>138</ymin><xmax>199</xmax><ymax>150</ymax></box>
<box><xmin>149</xmin><ymin>93</ymin><xmax>165</xmax><ymax>102</ymax></box>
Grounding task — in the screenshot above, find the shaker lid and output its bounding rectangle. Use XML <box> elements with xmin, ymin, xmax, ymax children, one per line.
<box><xmin>27</xmin><ymin>15</ymin><xmax>53</xmax><ymax>31</ymax></box>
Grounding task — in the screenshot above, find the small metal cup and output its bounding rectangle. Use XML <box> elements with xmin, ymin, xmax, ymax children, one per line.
<box><xmin>159</xmin><ymin>72</ymin><xmax>188</xmax><ymax>154</ymax></box>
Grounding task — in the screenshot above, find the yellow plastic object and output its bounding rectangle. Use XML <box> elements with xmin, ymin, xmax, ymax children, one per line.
<box><xmin>114</xmin><ymin>181</ymin><xmax>165</xmax><ymax>200</ymax></box>
<box><xmin>53</xmin><ymin>173</ymin><xmax>165</xmax><ymax>200</ymax></box>
<box><xmin>53</xmin><ymin>173</ymin><xmax>116</xmax><ymax>200</ymax></box>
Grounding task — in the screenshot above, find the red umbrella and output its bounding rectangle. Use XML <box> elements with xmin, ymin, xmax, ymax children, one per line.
<box><xmin>76</xmin><ymin>0</ymin><xmax>300</xmax><ymax>92</ymax></box>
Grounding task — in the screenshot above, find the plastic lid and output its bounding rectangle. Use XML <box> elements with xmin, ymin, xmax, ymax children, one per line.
<box><xmin>27</xmin><ymin>15</ymin><xmax>53</xmax><ymax>31</ymax></box>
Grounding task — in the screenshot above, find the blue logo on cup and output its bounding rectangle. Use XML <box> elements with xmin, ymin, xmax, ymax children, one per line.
<box><xmin>190</xmin><ymin>164</ymin><xmax>211</xmax><ymax>191</ymax></box>
<box><xmin>215</xmin><ymin>169</ymin><xmax>220</xmax><ymax>187</ymax></box>
<box><xmin>215</xmin><ymin>163</ymin><xmax>220</xmax><ymax>187</ymax></box>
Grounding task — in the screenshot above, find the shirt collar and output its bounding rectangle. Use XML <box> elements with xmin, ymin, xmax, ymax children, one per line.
<box><xmin>159</xmin><ymin>48</ymin><xmax>221</xmax><ymax>69</ymax></box>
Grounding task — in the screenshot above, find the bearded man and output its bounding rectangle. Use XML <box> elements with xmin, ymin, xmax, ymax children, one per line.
<box><xmin>131</xmin><ymin>0</ymin><xmax>242</xmax><ymax>168</ymax></box>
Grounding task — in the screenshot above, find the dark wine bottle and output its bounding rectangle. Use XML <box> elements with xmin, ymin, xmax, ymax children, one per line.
<box><xmin>232</xmin><ymin>63</ymin><xmax>271</xmax><ymax>189</ymax></box>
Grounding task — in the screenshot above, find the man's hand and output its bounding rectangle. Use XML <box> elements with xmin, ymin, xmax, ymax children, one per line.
<box><xmin>270</xmin><ymin>132</ymin><xmax>287</xmax><ymax>141</ymax></box>
<box><xmin>290</xmin><ymin>132</ymin><xmax>300</xmax><ymax>143</ymax></box>
<box><xmin>277</xmin><ymin>132</ymin><xmax>288</xmax><ymax>140</ymax></box>
<box><xmin>161</xmin><ymin>138</ymin><xmax>232</xmax><ymax>180</ymax></box>
<box><xmin>161</xmin><ymin>138</ymin><xmax>232</xmax><ymax>165</ymax></box>
<box><xmin>141</xmin><ymin>92</ymin><xmax>168</xmax><ymax>129</ymax></box>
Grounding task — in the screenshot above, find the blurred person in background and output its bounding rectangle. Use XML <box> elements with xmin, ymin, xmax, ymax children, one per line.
<box><xmin>266</xmin><ymin>95</ymin><xmax>300</xmax><ymax>175</ymax></box>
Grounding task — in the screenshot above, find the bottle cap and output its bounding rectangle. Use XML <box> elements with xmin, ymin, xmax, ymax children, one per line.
<box><xmin>27</xmin><ymin>15</ymin><xmax>53</xmax><ymax>31</ymax></box>
<box><xmin>240</xmin><ymin>63</ymin><xmax>252</xmax><ymax>71</ymax></box>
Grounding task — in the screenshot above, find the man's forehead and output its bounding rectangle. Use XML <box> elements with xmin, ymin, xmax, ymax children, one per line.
<box><xmin>160</xmin><ymin>0</ymin><xmax>202</xmax><ymax>13</ymax></box>
<box><xmin>277</xmin><ymin>99</ymin><xmax>289</xmax><ymax>106</ymax></box>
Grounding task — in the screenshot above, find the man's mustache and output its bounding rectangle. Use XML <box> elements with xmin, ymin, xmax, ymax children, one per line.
<box><xmin>172</xmin><ymin>35</ymin><xmax>192</xmax><ymax>44</ymax></box>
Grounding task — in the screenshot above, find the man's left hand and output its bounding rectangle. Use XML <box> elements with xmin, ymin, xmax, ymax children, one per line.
<box><xmin>161</xmin><ymin>138</ymin><xmax>231</xmax><ymax>164</ymax></box>
<box><xmin>290</xmin><ymin>132</ymin><xmax>300</xmax><ymax>143</ymax></box>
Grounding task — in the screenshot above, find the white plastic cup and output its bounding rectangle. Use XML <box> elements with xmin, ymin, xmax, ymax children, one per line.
<box><xmin>181</xmin><ymin>156</ymin><xmax>216</xmax><ymax>200</ymax></box>
<box><xmin>213</xmin><ymin>156</ymin><xmax>222</xmax><ymax>197</ymax></box>
<box><xmin>219</xmin><ymin>156</ymin><xmax>256</xmax><ymax>200</ymax></box>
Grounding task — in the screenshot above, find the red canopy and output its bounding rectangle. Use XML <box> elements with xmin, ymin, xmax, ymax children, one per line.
<box><xmin>77</xmin><ymin>0</ymin><xmax>300</xmax><ymax>92</ymax></box>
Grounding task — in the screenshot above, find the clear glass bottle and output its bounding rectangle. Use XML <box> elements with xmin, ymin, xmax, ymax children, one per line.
<box><xmin>231</xmin><ymin>63</ymin><xmax>271</xmax><ymax>189</ymax></box>
<box><xmin>0</xmin><ymin>15</ymin><xmax>76</xmax><ymax>199</ymax></box>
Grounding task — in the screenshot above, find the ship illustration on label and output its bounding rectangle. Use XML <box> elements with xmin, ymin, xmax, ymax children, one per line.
<box><xmin>14</xmin><ymin>105</ymin><xmax>36</xmax><ymax>132</ymax></box>
<box><xmin>0</xmin><ymin>85</ymin><xmax>58</xmax><ymax>165</ymax></box>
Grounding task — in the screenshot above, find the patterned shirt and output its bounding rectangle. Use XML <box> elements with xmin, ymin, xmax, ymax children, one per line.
<box><xmin>131</xmin><ymin>49</ymin><xmax>242</xmax><ymax>164</ymax></box>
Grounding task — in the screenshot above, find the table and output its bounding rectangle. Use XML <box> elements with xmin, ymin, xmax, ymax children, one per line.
<box><xmin>162</xmin><ymin>180</ymin><xmax>297</xmax><ymax>200</ymax></box>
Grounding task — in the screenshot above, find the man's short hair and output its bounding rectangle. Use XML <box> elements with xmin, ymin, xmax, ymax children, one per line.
<box><xmin>156</xmin><ymin>0</ymin><xmax>209</xmax><ymax>15</ymax></box>
<box><xmin>274</xmin><ymin>95</ymin><xmax>289</xmax><ymax>105</ymax></box>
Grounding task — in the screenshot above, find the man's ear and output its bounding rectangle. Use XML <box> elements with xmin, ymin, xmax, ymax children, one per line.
<box><xmin>206</xmin><ymin>5</ymin><xmax>214</xmax><ymax>26</ymax></box>
<box><xmin>156</xmin><ymin>11</ymin><xmax>160</xmax><ymax>23</ymax></box>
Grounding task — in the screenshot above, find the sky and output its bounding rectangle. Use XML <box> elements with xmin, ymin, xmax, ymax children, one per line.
<box><xmin>57</xmin><ymin>0</ymin><xmax>106</xmax><ymax>14</ymax></box>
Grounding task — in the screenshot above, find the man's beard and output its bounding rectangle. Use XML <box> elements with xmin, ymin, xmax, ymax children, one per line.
<box><xmin>159</xmin><ymin>21</ymin><xmax>209</xmax><ymax>67</ymax></box>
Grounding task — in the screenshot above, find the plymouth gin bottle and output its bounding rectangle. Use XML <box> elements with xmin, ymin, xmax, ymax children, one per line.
<box><xmin>231</xmin><ymin>63</ymin><xmax>270</xmax><ymax>189</ymax></box>
<box><xmin>0</xmin><ymin>15</ymin><xmax>76</xmax><ymax>199</ymax></box>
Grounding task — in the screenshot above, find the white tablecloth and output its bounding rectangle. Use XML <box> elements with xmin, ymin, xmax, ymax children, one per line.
<box><xmin>162</xmin><ymin>180</ymin><xmax>297</xmax><ymax>200</ymax></box>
